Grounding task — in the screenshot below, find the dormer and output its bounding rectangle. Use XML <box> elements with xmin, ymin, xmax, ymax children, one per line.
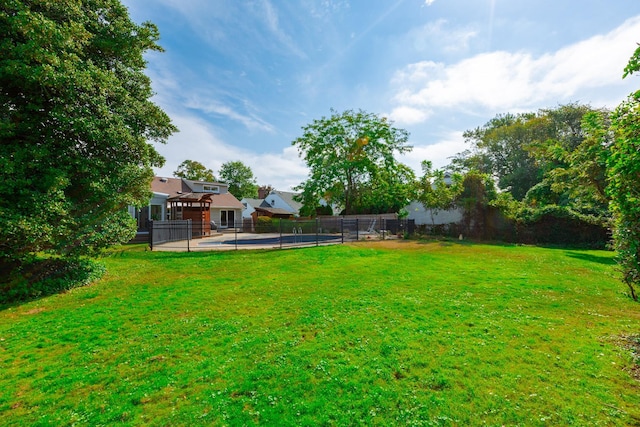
<box><xmin>202</xmin><ymin>184</ymin><xmax>220</xmax><ymax>193</ymax></box>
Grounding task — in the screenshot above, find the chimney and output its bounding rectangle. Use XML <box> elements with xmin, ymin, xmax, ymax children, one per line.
<box><xmin>258</xmin><ymin>186</ymin><xmax>270</xmax><ymax>199</ymax></box>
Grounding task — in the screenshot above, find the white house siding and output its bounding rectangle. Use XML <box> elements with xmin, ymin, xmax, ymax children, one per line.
<box><xmin>210</xmin><ymin>208</ymin><xmax>239</xmax><ymax>228</ymax></box>
<box><xmin>405</xmin><ymin>201</ymin><xmax>463</xmax><ymax>226</ymax></box>
<box><xmin>264</xmin><ymin>192</ymin><xmax>301</xmax><ymax>216</ymax></box>
<box><xmin>240</xmin><ymin>198</ymin><xmax>262</xmax><ymax>219</ymax></box>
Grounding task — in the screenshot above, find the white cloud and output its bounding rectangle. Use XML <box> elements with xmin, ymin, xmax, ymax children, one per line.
<box><xmin>146</xmin><ymin>58</ymin><xmax>275</xmax><ymax>134</ymax></box>
<box><xmin>153</xmin><ymin>113</ymin><xmax>308</xmax><ymax>191</ymax></box>
<box><xmin>390</xmin><ymin>16</ymin><xmax>640</xmax><ymax>124</ymax></box>
<box><xmin>424</xmin><ymin>0</ymin><xmax>436</xmax><ymax>6</ymax></box>
<box><xmin>399</xmin><ymin>131</ymin><xmax>467</xmax><ymax>173</ymax></box>
<box><xmin>407</xmin><ymin>19</ymin><xmax>478</xmax><ymax>53</ymax></box>
<box><xmin>246</xmin><ymin>146</ymin><xmax>309</xmax><ymax>191</ymax></box>
<box><xmin>388</xmin><ymin>105</ymin><xmax>431</xmax><ymax>124</ymax></box>
<box><xmin>186</xmin><ymin>97</ymin><xmax>275</xmax><ymax>133</ymax></box>
<box><xmin>257</xmin><ymin>0</ymin><xmax>307</xmax><ymax>58</ymax></box>
<box><xmin>308</xmin><ymin>0</ymin><xmax>351</xmax><ymax>19</ymax></box>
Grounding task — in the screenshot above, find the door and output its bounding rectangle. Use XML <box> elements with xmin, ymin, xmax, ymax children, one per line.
<box><xmin>221</xmin><ymin>210</ymin><xmax>235</xmax><ymax>228</ymax></box>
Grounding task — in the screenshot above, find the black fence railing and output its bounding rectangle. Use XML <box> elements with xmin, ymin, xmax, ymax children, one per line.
<box><xmin>149</xmin><ymin>220</ymin><xmax>192</xmax><ymax>250</ymax></box>
<box><xmin>149</xmin><ymin>218</ymin><xmax>415</xmax><ymax>251</ymax></box>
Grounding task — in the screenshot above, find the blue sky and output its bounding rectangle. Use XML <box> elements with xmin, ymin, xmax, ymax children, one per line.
<box><xmin>123</xmin><ymin>0</ymin><xmax>640</xmax><ymax>191</ymax></box>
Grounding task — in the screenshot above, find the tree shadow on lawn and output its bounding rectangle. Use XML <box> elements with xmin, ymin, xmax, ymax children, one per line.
<box><xmin>412</xmin><ymin>237</ymin><xmax>516</xmax><ymax>248</ymax></box>
<box><xmin>0</xmin><ymin>258</ymin><xmax>106</xmax><ymax>310</ymax></box>
<box><xmin>564</xmin><ymin>251</ymin><xmax>616</xmax><ymax>266</ymax></box>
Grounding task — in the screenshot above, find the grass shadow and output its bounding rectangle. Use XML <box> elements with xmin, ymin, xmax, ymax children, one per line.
<box><xmin>0</xmin><ymin>258</ymin><xmax>105</xmax><ymax>309</ymax></box>
<box><xmin>565</xmin><ymin>251</ymin><xmax>616</xmax><ymax>266</ymax></box>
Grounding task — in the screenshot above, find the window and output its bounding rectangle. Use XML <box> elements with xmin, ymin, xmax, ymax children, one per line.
<box><xmin>150</xmin><ymin>204</ymin><xmax>163</xmax><ymax>221</ymax></box>
<box><xmin>203</xmin><ymin>185</ymin><xmax>219</xmax><ymax>193</ymax></box>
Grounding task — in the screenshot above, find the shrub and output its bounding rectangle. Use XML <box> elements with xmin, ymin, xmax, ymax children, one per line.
<box><xmin>514</xmin><ymin>205</ymin><xmax>609</xmax><ymax>248</ymax></box>
<box><xmin>255</xmin><ymin>216</ymin><xmax>276</xmax><ymax>233</ymax></box>
<box><xmin>0</xmin><ymin>258</ymin><xmax>105</xmax><ymax>304</ymax></box>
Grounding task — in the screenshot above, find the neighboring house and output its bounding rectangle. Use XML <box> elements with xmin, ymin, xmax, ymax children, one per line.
<box><xmin>251</xmin><ymin>206</ymin><xmax>294</xmax><ymax>220</ymax></box>
<box><xmin>241</xmin><ymin>190</ymin><xmax>302</xmax><ymax>221</ymax></box>
<box><xmin>405</xmin><ymin>201</ymin><xmax>463</xmax><ymax>226</ymax></box>
<box><xmin>242</xmin><ymin>189</ymin><xmax>341</xmax><ymax>221</ymax></box>
<box><xmin>239</xmin><ymin>191</ymin><xmax>301</xmax><ymax>231</ymax></box>
<box><xmin>263</xmin><ymin>190</ymin><xmax>303</xmax><ymax>216</ymax></box>
<box><xmin>130</xmin><ymin>177</ymin><xmax>244</xmax><ymax>235</ymax></box>
<box><xmin>241</xmin><ymin>196</ymin><xmax>296</xmax><ymax>225</ymax></box>
<box><xmin>240</xmin><ymin>198</ymin><xmax>263</xmax><ymax>220</ymax></box>
<box><xmin>241</xmin><ymin>190</ymin><xmax>302</xmax><ymax>219</ymax></box>
<box><xmin>404</xmin><ymin>172</ymin><xmax>463</xmax><ymax>227</ymax></box>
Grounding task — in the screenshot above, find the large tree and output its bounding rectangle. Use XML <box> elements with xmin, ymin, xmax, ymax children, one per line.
<box><xmin>174</xmin><ymin>160</ymin><xmax>216</xmax><ymax>182</ymax></box>
<box><xmin>0</xmin><ymin>0</ymin><xmax>176</xmax><ymax>267</ymax></box>
<box><xmin>525</xmin><ymin>104</ymin><xmax>610</xmax><ymax>221</ymax></box>
<box><xmin>461</xmin><ymin>113</ymin><xmax>543</xmax><ymax>201</ymax></box>
<box><xmin>455</xmin><ymin>170</ymin><xmax>497</xmax><ymax>238</ymax></box>
<box><xmin>417</xmin><ymin>161</ymin><xmax>462</xmax><ymax>226</ymax></box>
<box><xmin>608</xmin><ymin>44</ymin><xmax>640</xmax><ymax>300</ymax></box>
<box><xmin>456</xmin><ymin>104</ymin><xmax>609</xmax><ymax>218</ymax></box>
<box><xmin>219</xmin><ymin>160</ymin><xmax>258</xmax><ymax>199</ymax></box>
<box><xmin>292</xmin><ymin>109</ymin><xmax>413</xmax><ymax>215</ymax></box>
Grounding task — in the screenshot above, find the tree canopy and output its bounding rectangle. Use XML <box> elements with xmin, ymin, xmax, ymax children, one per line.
<box><xmin>292</xmin><ymin>109</ymin><xmax>414</xmax><ymax>215</ymax></box>
<box><xmin>219</xmin><ymin>160</ymin><xmax>258</xmax><ymax>199</ymax></box>
<box><xmin>173</xmin><ymin>160</ymin><xmax>216</xmax><ymax>182</ymax></box>
<box><xmin>417</xmin><ymin>161</ymin><xmax>462</xmax><ymax>226</ymax></box>
<box><xmin>444</xmin><ymin>103</ymin><xmax>612</xmax><ymax>245</ymax></box>
<box><xmin>608</xmin><ymin>43</ymin><xmax>640</xmax><ymax>300</ymax></box>
<box><xmin>0</xmin><ymin>0</ymin><xmax>176</xmax><ymax>267</ymax></box>
<box><xmin>459</xmin><ymin>113</ymin><xmax>543</xmax><ymax>200</ymax></box>
<box><xmin>453</xmin><ymin>104</ymin><xmax>610</xmax><ymax>222</ymax></box>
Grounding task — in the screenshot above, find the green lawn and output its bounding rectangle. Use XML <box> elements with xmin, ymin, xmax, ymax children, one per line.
<box><xmin>1</xmin><ymin>241</ymin><xmax>640</xmax><ymax>426</ymax></box>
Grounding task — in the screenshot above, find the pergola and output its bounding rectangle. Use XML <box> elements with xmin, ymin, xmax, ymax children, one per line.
<box><xmin>168</xmin><ymin>193</ymin><xmax>213</xmax><ymax>237</ymax></box>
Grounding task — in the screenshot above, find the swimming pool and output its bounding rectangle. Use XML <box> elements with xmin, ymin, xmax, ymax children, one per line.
<box><xmin>200</xmin><ymin>234</ymin><xmax>343</xmax><ymax>246</ymax></box>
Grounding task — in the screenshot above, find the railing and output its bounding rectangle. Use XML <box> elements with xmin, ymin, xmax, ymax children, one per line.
<box><xmin>148</xmin><ymin>217</ymin><xmax>415</xmax><ymax>251</ymax></box>
<box><xmin>149</xmin><ymin>220</ymin><xmax>192</xmax><ymax>250</ymax></box>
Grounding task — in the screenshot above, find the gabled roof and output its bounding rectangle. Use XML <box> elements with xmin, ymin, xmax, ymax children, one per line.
<box><xmin>182</xmin><ymin>178</ymin><xmax>226</xmax><ymax>189</ymax></box>
<box><xmin>151</xmin><ymin>177</ymin><xmax>190</xmax><ymax>198</ymax></box>
<box><xmin>254</xmin><ymin>206</ymin><xmax>294</xmax><ymax>216</ymax></box>
<box><xmin>152</xmin><ymin>177</ymin><xmax>242</xmax><ymax>209</ymax></box>
<box><xmin>242</xmin><ymin>198</ymin><xmax>264</xmax><ymax>209</ymax></box>
<box><xmin>268</xmin><ymin>190</ymin><xmax>303</xmax><ymax>212</ymax></box>
<box><xmin>209</xmin><ymin>193</ymin><xmax>244</xmax><ymax>210</ymax></box>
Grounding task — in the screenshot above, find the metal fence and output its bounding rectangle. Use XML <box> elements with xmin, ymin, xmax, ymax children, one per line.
<box><xmin>149</xmin><ymin>217</ymin><xmax>415</xmax><ymax>251</ymax></box>
<box><xmin>149</xmin><ymin>219</ymin><xmax>192</xmax><ymax>250</ymax></box>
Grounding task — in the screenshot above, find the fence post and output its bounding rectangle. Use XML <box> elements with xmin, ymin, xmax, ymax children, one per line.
<box><xmin>356</xmin><ymin>218</ymin><xmax>359</xmax><ymax>241</ymax></box>
<box><xmin>341</xmin><ymin>218</ymin><xmax>344</xmax><ymax>244</ymax></box>
<box><xmin>187</xmin><ymin>219</ymin><xmax>191</xmax><ymax>252</ymax></box>
<box><xmin>316</xmin><ymin>218</ymin><xmax>319</xmax><ymax>246</ymax></box>
<box><xmin>149</xmin><ymin>220</ymin><xmax>153</xmax><ymax>251</ymax></box>
<box><xmin>235</xmin><ymin>220</ymin><xmax>238</xmax><ymax>250</ymax></box>
<box><xmin>280</xmin><ymin>218</ymin><xmax>283</xmax><ymax>249</ymax></box>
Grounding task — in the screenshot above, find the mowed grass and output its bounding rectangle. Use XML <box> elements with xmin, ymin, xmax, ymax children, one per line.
<box><xmin>1</xmin><ymin>241</ymin><xmax>640</xmax><ymax>426</ymax></box>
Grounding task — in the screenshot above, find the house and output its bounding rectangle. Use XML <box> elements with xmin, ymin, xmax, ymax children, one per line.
<box><xmin>128</xmin><ymin>176</ymin><xmax>188</xmax><ymax>229</ymax></box>
<box><xmin>404</xmin><ymin>172</ymin><xmax>464</xmax><ymax>227</ymax></box>
<box><xmin>240</xmin><ymin>190</ymin><xmax>302</xmax><ymax>220</ymax></box>
<box><xmin>404</xmin><ymin>201</ymin><xmax>463</xmax><ymax>226</ymax></box>
<box><xmin>263</xmin><ymin>190</ymin><xmax>303</xmax><ymax>216</ymax></box>
<box><xmin>240</xmin><ymin>198</ymin><xmax>263</xmax><ymax>220</ymax></box>
<box><xmin>238</xmin><ymin>190</ymin><xmax>301</xmax><ymax>231</ymax></box>
<box><xmin>180</xmin><ymin>179</ymin><xmax>244</xmax><ymax>228</ymax></box>
<box><xmin>130</xmin><ymin>177</ymin><xmax>244</xmax><ymax>237</ymax></box>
